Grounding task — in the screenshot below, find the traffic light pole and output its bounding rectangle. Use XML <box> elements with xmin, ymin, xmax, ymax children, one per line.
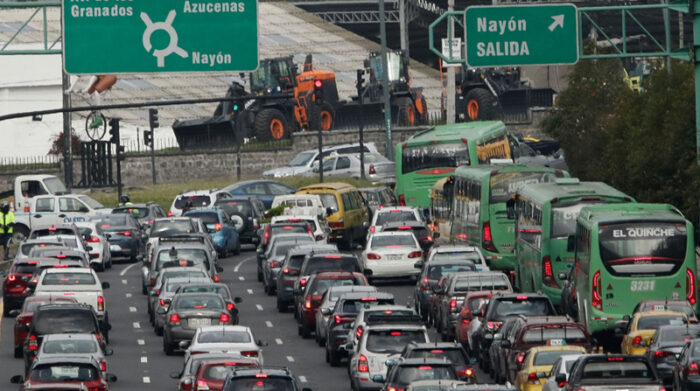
<box><xmin>110</xmin><ymin>118</ymin><xmax>123</xmax><ymax>202</ymax></box>
<box><xmin>379</xmin><ymin>0</ymin><xmax>394</xmax><ymax>161</ymax></box>
<box><xmin>150</xmin><ymin>125</ymin><xmax>156</xmax><ymax>185</ymax></box>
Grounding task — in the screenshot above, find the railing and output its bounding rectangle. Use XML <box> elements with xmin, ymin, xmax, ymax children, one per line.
<box><xmin>0</xmin><ymin>155</ymin><xmax>61</xmax><ymax>172</ymax></box>
<box><xmin>0</xmin><ymin>1</ymin><xmax>62</xmax><ymax>55</ymax></box>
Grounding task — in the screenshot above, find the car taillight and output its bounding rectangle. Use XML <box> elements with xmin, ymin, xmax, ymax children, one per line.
<box><xmin>88</xmin><ymin>236</ymin><xmax>100</xmax><ymax>243</ymax></box>
<box><xmin>99</xmin><ymin>360</ymin><xmax>107</xmax><ymax>372</ymax></box>
<box><xmin>241</xmin><ymin>350</ymin><xmax>259</xmax><ymax>357</ymax></box>
<box><xmin>169</xmin><ymin>314</ymin><xmax>180</xmax><ymax>324</ymax></box>
<box><xmin>450</xmin><ymin>299</ymin><xmax>457</xmax><ymax>310</ymax></box>
<box><xmin>167</xmin><ymin>211</ymin><xmax>173</xmax><ymax>216</ymax></box>
<box><xmin>686</xmin><ymin>362</ymin><xmax>700</xmax><ymax>376</ymax></box>
<box><xmin>356</xmin><ymin>326</ymin><xmax>364</xmax><ymax>338</ymax></box>
<box><xmin>592</xmin><ymin>270</ymin><xmax>602</xmax><ymax>310</ymax></box>
<box><xmin>220</xmin><ymin>313</ymin><xmax>231</xmax><ymax>323</ymax></box>
<box><xmin>214</xmin><ymin>223</ymin><xmax>222</xmax><ymax>231</ymax></box>
<box><xmin>28</xmin><ymin>334</ymin><xmax>38</xmax><ymax>351</ymax></box>
<box><xmin>97</xmin><ymin>296</ymin><xmax>104</xmax><ymax>312</ymax></box>
<box><xmin>367</xmin><ymin>253</ymin><xmax>381</xmax><ymax>260</ymax></box>
<box><xmin>300</xmin><ymin>278</ymin><xmax>307</xmax><ymax>287</ymax></box>
<box><xmin>408</xmin><ymin>251</ymin><xmax>422</xmax><ymax>258</ymax></box>
<box><xmin>421</xmin><ymin>276</ymin><xmax>430</xmax><ymax>290</ymax></box>
<box><xmin>358</xmin><ymin>354</ymin><xmax>369</xmax><ymax>372</ymax></box>
<box><xmin>633</xmin><ymin>336</ymin><xmax>643</xmax><ymax>346</ymax></box>
<box><xmin>196</xmin><ymin>379</ymin><xmax>210</xmax><ymax>391</ymax></box>
<box><xmin>542</xmin><ymin>256</ymin><xmax>560</xmax><ymax>288</ymax></box>
<box><xmin>482</xmin><ymin>221</ymin><xmax>497</xmax><ymax>252</ymax></box>
<box><xmin>655</xmin><ymin>350</ymin><xmax>674</xmax><ymax>359</ymax></box>
<box><xmin>334</xmin><ymin>315</ymin><xmax>352</xmax><ymax>324</ymax></box>
<box><xmin>387</xmin><ymin>387</ymin><xmax>405</xmax><ymax>391</ymax></box>
<box><xmin>457</xmin><ymin>368</ymin><xmax>475</xmax><ymax>378</ymax></box>
<box><xmin>160</xmin><ymin>299</ymin><xmax>166</xmax><ymax>307</ymax></box>
<box><xmin>368</xmin><ymin>165</ymin><xmax>376</xmax><ymax>175</ymax></box>
<box><xmin>227</xmin><ymin>302</ymin><xmax>235</xmax><ymax>312</ymax></box>
<box><xmin>369</xmin><ymin>226</ymin><xmax>376</xmax><ymax>233</ymax></box>
<box><xmin>486</xmin><ymin>321</ymin><xmax>502</xmax><ymax>331</ymax></box>
<box><xmin>213</xmin><ymin>275</ymin><xmax>220</xmax><ymax>282</ymax></box>
<box><xmin>398</xmin><ymin>194</ymin><xmax>406</xmax><ymax>206</ymax></box>
<box><xmin>282</xmin><ymin>268</ymin><xmax>290</xmax><ymax>275</ymax></box>
<box><xmin>527</xmin><ymin>372</ymin><xmax>541</xmax><ymax>384</ymax></box>
<box><xmin>181</xmin><ymin>379</ymin><xmax>193</xmax><ymax>391</ymax></box>
<box><xmin>328</xmin><ymin>221</ymin><xmax>344</xmax><ymax>229</ymax></box>
<box><xmin>304</xmin><ymin>299</ymin><xmax>312</xmax><ymax>309</ymax></box>
<box><xmin>517</xmin><ymin>353</ymin><xmax>526</xmax><ymax>365</ymax></box>
<box><xmin>688</xmin><ymin>268</ymin><xmax>696</xmax><ymax>305</ymax></box>
<box><xmin>123</xmin><ymin>231</ymin><xmax>132</xmax><ymax>236</ymax></box>
<box><xmin>270</xmin><ymin>260</ymin><xmax>281</xmax><ymax>268</ymax></box>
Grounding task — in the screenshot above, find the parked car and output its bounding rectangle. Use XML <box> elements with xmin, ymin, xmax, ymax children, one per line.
<box><xmin>169</xmin><ymin>189</ymin><xmax>233</xmax><ymax>217</ymax></box>
<box><xmin>262</xmin><ymin>142</ymin><xmax>378</xmax><ymax>178</ymax></box>
<box><xmin>223</xmin><ymin>179</ymin><xmax>296</xmax><ymax>209</ymax></box>
<box><xmin>184</xmin><ymin>208</ymin><xmax>241</xmax><ymax>256</ymax></box>
<box><xmin>213</xmin><ymin>196</ymin><xmax>266</xmax><ymax>245</ymax></box>
<box><xmin>313</xmin><ymin>152</ymin><xmax>395</xmax><ymax>184</ymax></box>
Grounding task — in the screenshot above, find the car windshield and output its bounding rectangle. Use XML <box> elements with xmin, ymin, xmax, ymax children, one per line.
<box><xmin>489</xmin><ymin>171</ymin><xmax>562</xmax><ymax>204</ymax></box>
<box><xmin>270</xmin><ymin>226</ymin><xmax>311</xmax><ymax>237</ymax></box>
<box><xmin>453</xmin><ymin>276</ymin><xmax>510</xmax><ymax>292</ymax></box>
<box><xmin>113</xmin><ymin>207</ymin><xmax>150</xmax><ymax>218</ymax></box>
<box><xmin>534</xmin><ymin>350</ymin><xmax>578</xmax><ymax>366</ymax></box>
<box><xmin>395</xmin><ymin>365</ymin><xmax>456</xmax><ymax>386</ymax></box>
<box><xmin>370</xmin><ymin>234</ymin><xmax>416</xmax><ymax>248</ymax></box>
<box><xmin>198</xmin><ymin>330</ymin><xmax>251</xmax><ymax>343</ymax></box>
<box><xmin>427</xmin><ymin>263</ymin><xmax>477</xmax><ymax>280</ymax></box>
<box><xmin>185</xmin><ymin>212</ymin><xmax>220</xmax><ymax>226</ymax></box>
<box><xmin>365</xmin><ymin>330</ymin><xmax>427</xmax><ymax>353</ymax></box>
<box><xmin>522</xmin><ymin>326</ymin><xmax>587</xmax><ymax>344</ymax></box>
<box><xmin>580</xmin><ymin>359</ymin><xmax>654</xmax><ymax>382</ymax></box>
<box><xmin>77</xmin><ymin>195</ymin><xmax>104</xmax><ymax>209</ymax></box>
<box><xmin>409</xmin><ymin>349</ymin><xmax>467</xmax><ymax>365</ymax></box>
<box><xmin>34</xmin><ymin>311</ymin><xmax>96</xmax><ymax>334</ymax></box>
<box><xmin>226</xmin><ymin>377</ymin><xmax>294</xmax><ymax>390</ymax></box>
<box><xmin>492</xmin><ymin>298</ymin><xmax>555</xmax><ymax>319</ymax></box>
<box><xmin>43</xmin><ymin>339</ymin><xmax>98</xmax><ymax>354</ymax></box>
<box><xmin>156</xmin><ymin>249</ymin><xmax>209</xmax><ymax>271</ymax></box>
<box><xmin>42</xmin><ymin>272</ymin><xmax>96</xmax><ymax>285</ymax></box>
<box><xmin>57</xmin><ymin>238</ymin><xmax>78</xmax><ymax>249</ymax></box>
<box><xmin>375</xmin><ymin>211</ymin><xmax>417</xmax><ymax>226</ymax></box>
<box><xmin>658</xmin><ymin>327</ymin><xmax>700</xmax><ymax>343</ymax></box>
<box><xmin>402</xmin><ymin>142</ymin><xmax>470</xmax><ymax>174</ymax></box>
<box><xmin>23</xmin><ymin>298</ymin><xmax>75</xmax><ymax>313</ymax></box>
<box><xmin>29</xmin><ymin>364</ymin><xmax>98</xmax><ymax>382</ymax></box>
<box><xmin>637</xmin><ymin>315</ymin><xmax>686</xmax><ymax>330</ymax></box>
<box><xmin>151</xmin><ymin>220</ymin><xmax>196</xmax><ymax>236</ymax></box>
<box><xmin>599</xmin><ymin>222</ymin><xmax>687</xmax><ymax>276</ymax></box>
<box><xmin>286</xmin><ymin>254</ymin><xmax>307</xmax><ymax>269</ymax></box>
<box><xmin>361</xmin><ymin>190</ymin><xmax>381</xmax><ymax>204</ymax></box>
<box><xmin>44</xmin><ymin>177</ymin><xmax>68</xmax><ymax>194</ymax></box>
<box><xmin>175</xmin><ymin>295</ymin><xmax>224</xmax><ymax>310</ymax></box>
<box><xmin>216</xmin><ymin>200</ymin><xmax>252</xmax><ymax>218</ymax></box>
<box><xmin>308</xmin><ymin>278</ymin><xmax>358</xmax><ymax>295</ymax></box>
<box><xmin>550</xmin><ymin>202</ymin><xmax>607</xmax><ymax>238</ymax></box>
<box><xmin>289</xmin><ymin>151</ymin><xmax>316</xmax><ymax>167</ymax></box>
<box><xmin>175</xmin><ymin>195</ymin><xmax>212</xmax><ymax>209</ymax></box>
<box><xmin>306</xmin><ymin>257</ymin><xmax>360</xmax><ymax>274</ymax></box>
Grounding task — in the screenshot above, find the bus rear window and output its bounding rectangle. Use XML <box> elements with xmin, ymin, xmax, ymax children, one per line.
<box><xmin>490</xmin><ymin>172</ymin><xmax>562</xmax><ymax>203</ymax></box>
<box><xmin>598</xmin><ymin>222</ymin><xmax>687</xmax><ymax>276</ymax></box>
<box><xmin>402</xmin><ymin>143</ymin><xmax>469</xmax><ymax>174</ymax></box>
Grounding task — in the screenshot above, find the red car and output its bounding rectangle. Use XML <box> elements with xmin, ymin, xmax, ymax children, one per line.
<box><xmin>11</xmin><ymin>356</ymin><xmax>117</xmax><ymax>391</ymax></box>
<box><xmin>11</xmin><ymin>295</ymin><xmax>78</xmax><ymax>358</ymax></box>
<box><xmin>455</xmin><ymin>291</ymin><xmax>493</xmax><ymax>350</ymax></box>
<box><xmin>296</xmin><ymin>271</ymin><xmax>368</xmax><ymax>338</ymax></box>
<box><xmin>3</xmin><ymin>259</ymin><xmax>39</xmax><ymax>314</ymax></box>
<box><xmin>193</xmin><ymin>358</ymin><xmax>260</xmax><ymax>391</ymax></box>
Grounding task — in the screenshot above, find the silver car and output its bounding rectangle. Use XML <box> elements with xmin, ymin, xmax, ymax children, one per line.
<box><xmin>314</xmin><ymin>285</ymin><xmax>378</xmax><ymax>347</ymax></box>
<box><xmin>35</xmin><ymin>333</ymin><xmax>113</xmax><ymax>375</ymax></box>
<box><xmin>153</xmin><ymin>276</ymin><xmax>213</xmax><ymax>335</ymax></box>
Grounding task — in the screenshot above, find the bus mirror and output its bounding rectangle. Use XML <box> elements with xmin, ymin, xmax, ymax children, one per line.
<box><xmin>558</xmin><ymin>273</ymin><xmax>568</xmax><ymax>281</ymax></box>
<box><xmin>566</xmin><ymin>235</ymin><xmax>576</xmax><ymax>252</ymax></box>
<box><xmin>506</xmin><ymin>198</ymin><xmax>516</xmax><ymax>220</ymax></box>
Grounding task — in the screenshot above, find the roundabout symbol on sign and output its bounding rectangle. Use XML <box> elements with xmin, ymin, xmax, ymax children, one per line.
<box><xmin>140</xmin><ymin>10</ymin><xmax>188</xmax><ymax>68</ymax></box>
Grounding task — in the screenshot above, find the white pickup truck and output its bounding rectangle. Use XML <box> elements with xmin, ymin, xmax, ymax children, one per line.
<box><xmin>13</xmin><ymin>194</ymin><xmax>112</xmax><ymax>241</ymax></box>
<box><xmin>33</xmin><ymin>267</ymin><xmax>111</xmax><ymax>340</ymax></box>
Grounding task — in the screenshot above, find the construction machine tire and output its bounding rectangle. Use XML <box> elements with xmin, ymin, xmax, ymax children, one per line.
<box><xmin>310</xmin><ymin>102</ymin><xmax>335</xmax><ymax>131</ymax></box>
<box><xmin>416</xmin><ymin>96</ymin><xmax>429</xmax><ymax>124</ymax></box>
<box><xmin>464</xmin><ymin>88</ymin><xmax>498</xmax><ymax>121</ymax></box>
<box><xmin>254</xmin><ymin>108</ymin><xmax>290</xmax><ymax>141</ymax></box>
<box><xmin>396</xmin><ymin>97</ymin><xmax>417</xmax><ymax>126</ymax></box>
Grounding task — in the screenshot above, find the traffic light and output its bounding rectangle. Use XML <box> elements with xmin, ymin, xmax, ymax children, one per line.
<box><xmin>109</xmin><ymin>118</ymin><xmax>120</xmax><ymax>144</ymax></box>
<box><xmin>148</xmin><ymin>108</ymin><xmax>159</xmax><ymax>129</ymax></box>
<box><xmin>143</xmin><ymin>129</ymin><xmax>153</xmax><ymax>147</ymax></box>
<box><xmin>356</xmin><ymin>69</ymin><xmax>365</xmax><ymax>91</ymax></box>
<box><xmin>313</xmin><ymin>80</ymin><xmax>324</xmax><ymax>105</ymax></box>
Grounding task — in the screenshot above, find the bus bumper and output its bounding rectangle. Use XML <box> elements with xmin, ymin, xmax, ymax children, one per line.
<box><xmin>484</xmin><ymin>252</ymin><xmax>515</xmax><ymax>271</ymax></box>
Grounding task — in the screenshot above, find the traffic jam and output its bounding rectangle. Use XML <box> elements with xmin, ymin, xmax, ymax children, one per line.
<box><xmin>1</xmin><ymin>122</ymin><xmax>698</xmax><ymax>391</ymax></box>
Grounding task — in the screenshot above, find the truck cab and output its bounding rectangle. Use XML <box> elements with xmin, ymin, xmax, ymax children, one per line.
<box><xmin>13</xmin><ymin>175</ymin><xmax>68</xmax><ymax>212</ymax></box>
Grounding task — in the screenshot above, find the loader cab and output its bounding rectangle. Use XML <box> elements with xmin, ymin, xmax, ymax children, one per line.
<box><xmin>368</xmin><ymin>51</ymin><xmax>408</xmax><ymax>86</ymax></box>
<box><xmin>250</xmin><ymin>57</ymin><xmax>297</xmax><ymax>94</ymax></box>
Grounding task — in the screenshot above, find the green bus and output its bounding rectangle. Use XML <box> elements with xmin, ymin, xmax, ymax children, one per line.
<box><xmin>395</xmin><ymin>121</ymin><xmax>512</xmax><ymax>208</ymax></box>
<box><xmin>449</xmin><ymin>163</ymin><xmax>569</xmax><ymax>272</ymax></box>
<box><xmin>512</xmin><ymin>179</ymin><xmax>634</xmax><ymax>306</ymax></box>
<box><xmin>567</xmin><ymin>203</ymin><xmax>697</xmax><ymax>337</ymax></box>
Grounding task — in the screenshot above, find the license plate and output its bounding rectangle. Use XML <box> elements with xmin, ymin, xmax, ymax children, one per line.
<box><xmin>110</xmin><ymin>245</ymin><xmax>121</xmax><ymax>251</ymax></box>
<box><xmin>188</xmin><ymin>318</ymin><xmax>211</xmax><ymax>327</ymax></box>
<box><xmin>388</xmin><ymin>254</ymin><xmax>402</xmax><ymax>261</ymax></box>
<box><xmin>549</xmin><ymin>339</ymin><xmax>564</xmax><ymax>346</ymax></box>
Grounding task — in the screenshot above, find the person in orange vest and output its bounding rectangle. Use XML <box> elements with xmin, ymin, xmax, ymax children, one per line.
<box><xmin>0</xmin><ymin>201</ymin><xmax>15</xmax><ymax>259</ymax></box>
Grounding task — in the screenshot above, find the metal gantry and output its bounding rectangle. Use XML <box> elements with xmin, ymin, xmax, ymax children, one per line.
<box><xmin>0</xmin><ymin>1</ymin><xmax>62</xmax><ymax>55</ymax></box>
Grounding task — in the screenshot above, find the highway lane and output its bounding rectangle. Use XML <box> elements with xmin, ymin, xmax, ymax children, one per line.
<box><xmin>0</xmin><ymin>248</ymin><xmax>439</xmax><ymax>390</ymax></box>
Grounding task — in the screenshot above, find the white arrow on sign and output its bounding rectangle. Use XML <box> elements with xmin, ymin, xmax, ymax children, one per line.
<box><xmin>548</xmin><ymin>14</ymin><xmax>564</xmax><ymax>31</ymax></box>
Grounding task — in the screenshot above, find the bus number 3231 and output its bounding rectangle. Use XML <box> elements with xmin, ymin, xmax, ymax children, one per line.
<box><xmin>630</xmin><ymin>280</ymin><xmax>656</xmax><ymax>291</ymax></box>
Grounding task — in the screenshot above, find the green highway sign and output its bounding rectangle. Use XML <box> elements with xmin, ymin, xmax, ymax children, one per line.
<box><xmin>63</xmin><ymin>0</ymin><xmax>258</xmax><ymax>74</ymax></box>
<box><xmin>464</xmin><ymin>4</ymin><xmax>578</xmax><ymax>67</ymax></box>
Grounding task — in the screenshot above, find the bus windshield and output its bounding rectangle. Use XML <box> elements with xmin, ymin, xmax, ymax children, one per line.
<box><xmin>490</xmin><ymin>172</ymin><xmax>562</xmax><ymax>203</ymax></box>
<box><xmin>401</xmin><ymin>143</ymin><xmax>469</xmax><ymax>174</ymax></box>
<box><xmin>598</xmin><ymin>222</ymin><xmax>687</xmax><ymax>276</ymax></box>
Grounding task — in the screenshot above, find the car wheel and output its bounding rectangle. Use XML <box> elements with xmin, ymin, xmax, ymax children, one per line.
<box><xmin>142</xmin><ymin>284</ymin><xmax>148</xmax><ymax>295</ymax></box>
<box><xmin>155</xmin><ymin>325</ymin><xmax>163</xmax><ymax>336</ymax></box>
<box><xmin>325</xmin><ymin>347</ymin><xmax>330</xmax><ymax>363</ymax></box>
<box><xmin>3</xmin><ymin>301</ymin><xmax>11</xmax><ymax>317</ymax></box>
<box><xmin>163</xmin><ymin>336</ymin><xmax>174</xmax><ymax>356</ymax></box>
<box><xmin>299</xmin><ymin>324</ymin><xmax>311</xmax><ymax>339</ymax></box>
<box><xmin>328</xmin><ymin>348</ymin><xmax>340</xmax><ymax>367</ymax></box>
<box><xmin>234</xmin><ymin>241</ymin><xmax>241</xmax><ymax>255</ymax></box>
<box><xmin>277</xmin><ymin>299</ymin><xmax>287</xmax><ymax>313</ymax></box>
<box><xmin>14</xmin><ymin>346</ymin><xmax>22</xmax><ymax>358</ymax></box>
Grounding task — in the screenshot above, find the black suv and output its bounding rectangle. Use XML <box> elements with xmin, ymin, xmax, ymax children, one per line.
<box><xmin>214</xmin><ymin>196</ymin><xmax>265</xmax><ymax>245</ymax></box>
<box><xmin>472</xmin><ymin>292</ymin><xmax>556</xmax><ymax>370</ymax></box>
<box><xmin>222</xmin><ymin>367</ymin><xmax>311</xmax><ymax>391</ymax></box>
<box><xmin>276</xmin><ymin>244</ymin><xmax>339</xmax><ymax>312</ymax></box>
<box><xmin>23</xmin><ymin>303</ymin><xmax>104</xmax><ymax>373</ymax></box>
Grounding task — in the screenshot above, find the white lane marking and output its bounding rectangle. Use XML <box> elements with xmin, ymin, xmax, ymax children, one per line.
<box><xmin>299</xmin><ymin>376</ymin><xmax>307</xmax><ymax>383</ymax></box>
<box><xmin>286</xmin><ymin>356</ymin><xmax>295</xmax><ymax>362</ymax></box>
<box><xmin>121</xmin><ymin>279</ymin><xmax>128</xmax><ymax>285</ymax></box>
<box><xmin>247</xmin><ymin>289</ymin><xmax>254</xmax><ymax>295</ymax></box>
<box><xmin>120</xmin><ymin>262</ymin><xmax>139</xmax><ymax>276</ymax></box>
<box><xmin>238</xmin><ymin>276</ymin><xmax>245</xmax><ymax>281</ymax></box>
<box><xmin>143</xmin><ymin>377</ymin><xmax>151</xmax><ymax>384</ymax></box>
<box><xmin>129</xmin><ymin>307</ymin><xmax>137</xmax><ymax>313</ymax></box>
<box><xmin>265</xmin><ymin>321</ymin><xmax>273</xmax><ymax>328</ymax></box>
<box><xmin>125</xmin><ymin>293</ymin><xmax>132</xmax><ymax>298</ymax></box>
<box><xmin>256</xmin><ymin>304</ymin><xmax>263</xmax><ymax>311</ymax></box>
<box><xmin>234</xmin><ymin>255</ymin><xmax>255</xmax><ymax>273</ymax></box>
<box><xmin>137</xmin><ymin>339</ymin><xmax>145</xmax><ymax>345</ymax></box>
<box><xmin>133</xmin><ymin>322</ymin><xmax>141</xmax><ymax>329</ymax></box>
<box><xmin>140</xmin><ymin>356</ymin><xmax>148</xmax><ymax>363</ymax></box>
<box><xmin>275</xmin><ymin>338</ymin><xmax>283</xmax><ymax>345</ymax></box>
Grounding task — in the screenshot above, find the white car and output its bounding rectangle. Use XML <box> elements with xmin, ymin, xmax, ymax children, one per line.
<box><xmin>14</xmin><ymin>238</ymin><xmax>65</xmax><ymax>259</ymax></box>
<box><xmin>271</xmin><ymin>194</ymin><xmax>326</xmax><ymax>216</ymax></box>
<box><xmin>426</xmin><ymin>245</ymin><xmax>489</xmax><ymax>272</ymax></box>
<box><xmin>169</xmin><ymin>189</ymin><xmax>233</xmax><ymax>217</ymax></box>
<box><xmin>272</xmin><ymin>215</ymin><xmax>330</xmax><ymax>243</ymax></box>
<box><xmin>262</xmin><ymin>142</ymin><xmax>378</xmax><ymax>178</ymax></box>
<box><xmin>362</xmin><ymin>231</ymin><xmax>423</xmax><ymax>279</ymax></box>
<box><xmin>367</xmin><ymin>206</ymin><xmax>423</xmax><ymax>235</ymax></box>
<box><xmin>541</xmin><ymin>354</ymin><xmax>587</xmax><ymax>391</ymax></box>
<box><xmin>36</xmin><ymin>333</ymin><xmax>113</xmax><ymax>376</ymax></box>
<box><xmin>75</xmin><ymin>221</ymin><xmax>113</xmax><ymax>271</ymax></box>
<box><xmin>182</xmin><ymin>325</ymin><xmax>264</xmax><ymax>364</ymax></box>
<box><xmin>33</xmin><ymin>267</ymin><xmax>110</xmax><ymax>324</ymax></box>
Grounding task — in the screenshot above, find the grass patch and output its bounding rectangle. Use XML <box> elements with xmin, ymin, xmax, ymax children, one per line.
<box><xmin>86</xmin><ymin>175</ymin><xmax>376</xmax><ymax>210</ymax></box>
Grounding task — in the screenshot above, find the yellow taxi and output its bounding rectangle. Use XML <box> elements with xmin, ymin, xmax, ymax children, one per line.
<box><xmin>620</xmin><ymin>309</ymin><xmax>688</xmax><ymax>355</ymax></box>
<box><xmin>514</xmin><ymin>345</ymin><xmax>587</xmax><ymax>391</ymax></box>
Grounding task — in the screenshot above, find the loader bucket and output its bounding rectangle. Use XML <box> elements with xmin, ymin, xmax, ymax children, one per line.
<box><xmin>172</xmin><ymin>114</ymin><xmax>240</xmax><ymax>150</ymax></box>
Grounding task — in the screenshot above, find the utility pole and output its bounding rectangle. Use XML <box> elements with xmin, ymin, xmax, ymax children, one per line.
<box><xmin>379</xmin><ymin>0</ymin><xmax>394</xmax><ymax>160</ymax></box>
<box><xmin>61</xmin><ymin>73</ymin><xmax>72</xmax><ymax>189</ymax></box>
<box><xmin>399</xmin><ymin>0</ymin><xmax>409</xmax><ymax>58</ymax></box>
<box><xmin>446</xmin><ymin>0</ymin><xmax>456</xmax><ymax>125</ymax></box>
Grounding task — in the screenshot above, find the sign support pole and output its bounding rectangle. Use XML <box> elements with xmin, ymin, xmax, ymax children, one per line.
<box><xmin>446</xmin><ymin>0</ymin><xmax>456</xmax><ymax>125</ymax></box>
<box><xmin>695</xmin><ymin>0</ymin><xmax>700</xmax><ymax>162</ymax></box>
<box><xmin>379</xmin><ymin>0</ymin><xmax>394</xmax><ymax>161</ymax></box>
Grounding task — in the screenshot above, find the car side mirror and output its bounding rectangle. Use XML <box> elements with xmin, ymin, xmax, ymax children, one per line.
<box><xmin>433</xmin><ymin>231</ymin><xmax>440</xmax><ymax>239</ymax></box>
<box><xmin>431</xmin><ymin>285</ymin><xmax>443</xmax><ymax>294</ymax></box>
<box><xmin>344</xmin><ymin>342</ymin><xmax>354</xmax><ymax>351</ymax></box>
<box><xmin>555</xmin><ymin>373</ymin><xmax>566</xmax><ymax>384</ymax></box>
<box><xmin>169</xmin><ymin>372</ymin><xmax>181</xmax><ymax>379</ymax></box>
<box><xmin>614</xmin><ymin>327</ymin><xmax>626</xmax><ymax>337</ymax></box>
<box><xmin>622</xmin><ymin>314</ymin><xmax>631</xmax><ymax>322</ymax></box>
<box><xmin>102</xmin><ymin>282</ymin><xmax>110</xmax><ymax>289</ymax></box>
<box><xmin>413</xmin><ymin>261</ymin><xmax>424</xmax><ymax>269</ymax></box>
<box><xmin>566</xmin><ymin>234</ymin><xmax>576</xmax><ymax>252</ymax></box>
<box><xmin>558</xmin><ymin>272</ymin><xmax>568</xmax><ymax>281</ymax></box>
<box><xmin>234</xmin><ymin>297</ymin><xmax>243</xmax><ymax>304</ymax></box>
<box><xmin>326</xmin><ymin>207</ymin><xmax>334</xmax><ymax>216</ymax></box>
<box><xmin>484</xmin><ymin>334</ymin><xmax>494</xmax><ymax>341</ymax></box>
<box><xmin>362</xmin><ymin>221</ymin><xmax>369</xmax><ymax>230</ymax></box>
<box><xmin>385</xmin><ymin>359</ymin><xmax>396</xmax><ymax>367</ymax></box>
<box><xmin>105</xmin><ymin>233</ymin><xmax>111</xmax><ymax>239</ymax></box>
<box><xmin>492</xmin><ymin>333</ymin><xmax>503</xmax><ymax>341</ymax></box>
<box><xmin>501</xmin><ymin>340</ymin><xmax>511</xmax><ymax>348</ymax></box>
<box><xmin>179</xmin><ymin>340</ymin><xmax>191</xmax><ymax>350</ymax></box>
<box><xmin>105</xmin><ymin>373</ymin><xmax>118</xmax><ymax>383</ymax></box>
<box><xmin>86</xmin><ymin>246</ymin><xmax>93</xmax><ymax>251</ymax></box>
<box><xmin>363</xmin><ymin>269</ymin><xmax>373</xmax><ymax>277</ymax></box>
<box><xmin>104</xmin><ymin>348</ymin><xmax>114</xmax><ymax>356</ymax></box>
<box><xmin>372</xmin><ymin>375</ymin><xmax>385</xmax><ymax>383</ymax></box>
<box><xmin>8</xmin><ymin>309</ymin><xmax>20</xmax><ymax>317</ymax></box>
<box><xmin>321</xmin><ymin>308</ymin><xmax>331</xmax><ymax>315</ymax></box>
<box><xmin>257</xmin><ymin>339</ymin><xmax>269</xmax><ymax>347</ymax></box>
<box><xmin>216</xmin><ymin>265</ymin><xmax>224</xmax><ymax>273</ymax></box>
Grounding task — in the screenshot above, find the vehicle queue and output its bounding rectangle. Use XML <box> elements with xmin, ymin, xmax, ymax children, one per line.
<box><xmin>1</xmin><ymin>120</ymin><xmax>698</xmax><ymax>391</ymax></box>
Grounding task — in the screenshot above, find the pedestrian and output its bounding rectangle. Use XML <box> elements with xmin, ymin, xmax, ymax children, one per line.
<box><xmin>0</xmin><ymin>201</ymin><xmax>15</xmax><ymax>259</ymax></box>
<box><xmin>119</xmin><ymin>194</ymin><xmax>133</xmax><ymax>206</ymax></box>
